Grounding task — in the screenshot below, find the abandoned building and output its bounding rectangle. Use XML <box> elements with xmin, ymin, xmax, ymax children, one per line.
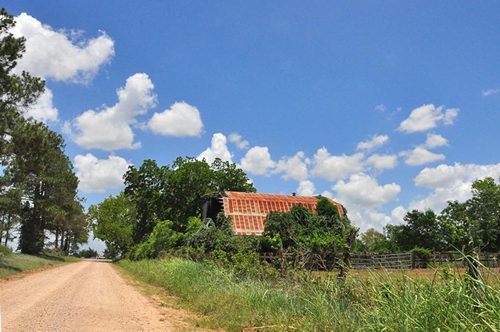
<box><xmin>202</xmin><ymin>191</ymin><xmax>344</xmax><ymax>235</ymax></box>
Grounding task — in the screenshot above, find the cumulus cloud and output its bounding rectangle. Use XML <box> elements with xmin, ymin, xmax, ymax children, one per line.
<box><xmin>23</xmin><ymin>88</ymin><xmax>58</xmax><ymax>122</ymax></box>
<box><xmin>297</xmin><ymin>180</ymin><xmax>315</xmax><ymax>196</ymax></box>
<box><xmin>424</xmin><ymin>133</ymin><xmax>448</xmax><ymax>148</ymax></box>
<box><xmin>74</xmin><ymin>153</ymin><xmax>130</xmax><ymax>193</ymax></box>
<box><xmin>410</xmin><ymin>162</ymin><xmax>500</xmax><ymax>212</ymax></box>
<box><xmin>228</xmin><ymin>132</ymin><xmax>249</xmax><ymax>149</ymax></box>
<box><xmin>198</xmin><ymin>133</ymin><xmax>233</xmax><ymax>163</ymax></box>
<box><xmin>70</xmin><ymin>73</ymin><xmax>156</xmax><ymax>151</ymax></box>
<box><xmin>357</xmin><ymin>135</ymin><xmax>389</xmax><ymax>151</ymax></box>
<box><xmin>332</xmin><ymin>174</ymin><xmax>401</xmax><ymax>231</ymax></box>
<box><xmin>275</xmin><ymin>151</ymin><xmax>309</xmax><ymax>181</ymax></box>
<box><xmin>240</xmin><ymin>146</ymin><xmax>276</xmax><ymax>176</ymax></box>
<box><xmin>12</xmin><ymin>13</ymin><xmax>114</xmax><ymax>83</ymax></box>
<box><xmin>398</xmin><ymin>104</ymin><xmax>459</xmax><ymax>133</ymax></box>
<box><xmin>390</xmin><ymin>206</ymin><xmax>407</xmax><ymax>224</ymax></box>
<box><xmin>366</xmin><ymin>154</ymin><xmax>398</xmax><ymax>170</ymax></box>
<box><xmin>401</xmin><ymin>147</ymin><xmax>445</xmax><ymax>166</ymax></box>
<box><xmin>312</xmin><ymin>148</ymin><xmax>364</xmax><ymax>181</ymax></box>
<box><xmin>148</xmin><ymin>102</ymin><xmax>203</xmax><ymax>137</ymax></box>
<box><xmin>333</xmin><ymin>173</ymin><xmax>401</xmax><ymax>209</ymax></box>
<box><xmin>482</xmin><ymin>88</ymin><xmax>500</xmax><ymax>97</ymax></box>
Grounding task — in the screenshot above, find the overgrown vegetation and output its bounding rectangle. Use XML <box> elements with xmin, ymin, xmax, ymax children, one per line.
<box><xmin>119</xmin><ymin>257</ymin><xmax>500</xmax><ymax>331</ymax></box>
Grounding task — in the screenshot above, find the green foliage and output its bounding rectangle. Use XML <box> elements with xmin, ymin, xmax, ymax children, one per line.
<box><xmin>130</xmin><ymin>220</ymin><xmax>182</xmax><ymax>260</ymax></box>
<box><xmin>0</xmin><ymin>8</ymin><xmax>45</xmax><ymax>154</ymax></box>
<box><xmin>386</xmin><ymin>209</ymin><xmax>443</xmax><ymax>251</ymax></box>
<box><xmin>382</xmin><ymin>177</ymin><xmax>500</xmax><ymax>254</ymax></box>
<box><xmin>89</xmin><ymin>193</ymin><xmax>135</xmax><ymax>258</ymax></box>
<box><xmin>360</xmin><ymin>228</ymin><xmax>391</xmax><ymax>253</ymax></box>
<box><xmin>0</xmin><ymin>8</ymin><xmax>85</xmax><ymax>254</ymax></box>
<box><xmin>78</xmin><ymin>248</ymin><xmax>98</xmax><ymax>258</ymax></box>
<box><xmin>0</xmin><ymin>243</ymin><xmax>12</xmax><ymax>256</ymax></box>
<box><xmin>123</xmin><ymin>159</ymin><xmax>169</xmax><ymax>242</ymax></box>
<box><xmin>123</xmin><ymin>157</ymin><xmax>255</xmax><ymax>241</ymax></box>
<box><xmin>264</xmin><ymin>201</ymin><xmax>350</xmax><ymax>256</ymax></box>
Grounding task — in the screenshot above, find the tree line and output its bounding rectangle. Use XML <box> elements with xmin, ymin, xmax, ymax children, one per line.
<box><xmin>0</xmin><ymin>8</ymin><xmax>87</xmax><ymax>254</ymax></box>
<box><xmin>357</xmin><ymin>177</ymin><xmax>500</xmax><ymax>256</ymax></box>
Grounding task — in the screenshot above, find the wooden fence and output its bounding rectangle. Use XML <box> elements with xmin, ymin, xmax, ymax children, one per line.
<box><xmin>259</xmin><ymin>251</ymin><xmax>500</xmax><ymax>270</ymax></box>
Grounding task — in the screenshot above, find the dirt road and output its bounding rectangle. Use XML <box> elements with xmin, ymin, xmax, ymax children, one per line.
<box><xmin>0</xmin><ymin>260</ymin><xmax>189</xmax><ymax>331</ymax></box>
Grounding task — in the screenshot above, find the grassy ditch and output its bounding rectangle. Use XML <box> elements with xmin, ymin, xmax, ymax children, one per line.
<box><xmin>118</xmin><ymin>258</ymin><xmax>500</xmax><ymax>331</ymax></box>
<box><xmin>0</xmin><ymin>252</ymin><xmax>79</xmax><ymax>278</ymax></box>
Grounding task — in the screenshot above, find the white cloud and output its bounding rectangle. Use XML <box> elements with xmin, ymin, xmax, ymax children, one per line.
<box><xmin>366</xmin><ymin>154</ymin><xmax>398</xmax><ymax>170</ymax></box>
<box><xmin>410</xmin><ymin>162</ymin><xmax>500</xmax><ymax>212</ymax></box>
<box><xmin>312</xmin><ymin>148</ymin><xmax>364</xmax><ymax>181</ymax></box>
<box><xmin>148</xmin><ymin>102</ymin><xmax>203</xmax><ymax>137</ymax></box>
<box><xmin>240</xmin><ymin>146</ymin><xmax>276</xmax><ymax>176</ymax></box>
<box><xmin>374</xmin><ymin>104</ymin><xmax>387</xmax><ymax>113</ymax></box>
<box><xmin>320</xmin><ymin>191</ymin><xmax>333</xmax><ymax>199</ymax></box>
<box><xmin>390</xmin><ymin>206</ymin><xmax>407</xmax><ymax>224</ymax></box>
<box><xmin>297</xmin><ymin>180</ymin><xmax>315</xmax><ymax>196</ymax></box>
<box><xmin>198</xmin><ymin>133</ymin><xmax>232</xmax><ymax>163</ymax></box>
<box><xmin>398</xmin><ymin>104</ymin><xmax>459</xmax><ymax>133</ymax></box>
<box><xmin>357</xmin><ymin>135</ymin><xmax>389</xmax><ymax>151</ymax></box>
<box><xmin>401</xmin><ymin>147</ymin><xmax>445</xmax><ymax>166</ymax></box>
<box><xmin>74</xmin><ymin>153</ymin><xmax>130</xmax><ymax>193</ymax></box>
<box><xmin>424</xmin><ymin>133</ymin><xmax>448</xmax><ymax>148</ymax></box>
<box><xmin>12</xmin><ymin>13</ymin><xmax>114</xmax><ymax>83</ymax></box>
<box><xmin>482</xmin><ymin>88</ymin><xmax>500</xmax><ymax>97</ymax></box>
<box><xmin>228</xmin><ymin>132</ymin><xmax>249</xmax><ymax>149</ymax></box>
<box><xmin>332</xmin><ymin>173</ymin><xmax>401</xmax><ymax>232</ymax></box>
<box><xmin>333</xmin><ymin>173</ymin><xmax>401</xmax><ymax>209</ymax></box>
<box><xmin>23</xmin><ymin>88</ymin><xmax>58</xmax><ymax>122</ymax></box>
<box><xmin>415</xmin><ymin>163</ymin><xmax>500</xmax><ymax>189</ymax></box>
<box><xmin>71</xmin><ymin>73</ymin><xmax>156</xmax><ymax>151</ymax></box>
<box><xmin>275</xmin><ymin>151</ymin><xmax>309</xmax><ymax>181</ymax></box>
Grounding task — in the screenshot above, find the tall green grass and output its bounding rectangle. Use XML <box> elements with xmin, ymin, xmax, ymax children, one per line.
<box><xmin>118</xmin><ymin>258</ymin><xmax>500</xmax><ymax>331</ymax></box>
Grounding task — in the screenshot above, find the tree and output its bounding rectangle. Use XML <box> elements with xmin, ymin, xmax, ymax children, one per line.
<box><xmin>0</xmin><ymin>8</ymin><xmax>45</xmax><ymax>155</ymax></box>
<box><xmin>0</xmin><ymin>179</ymin><xmax>22</xmax><ymax>246</ymax></box>
<box><xmin>124</xmin><ymin>157</ymin><xmax>255</xmax><ymax>241</ymax></box>
<box><xmin>386</xmin><ymin>209</ymin><xmax>443</xmax><ymax>251</ymax></box>
<box><xmin>0</xmin><ymin>8</ymin><xmax>85</xmax><ymax>254</ymax></box>
<box><xmin>89</xmin><ymin>193</ymin><xmax>135</xmax><ymax>258</ymax></box>
<box><xmin>361</xmin><ymin>228</ymin><xmax>390</xmax><ymax>253</ymax></box>
<box><xmin>123</xmin><ymin>159</ymin><xmax>169</xmax><ymax>242</ymax></box>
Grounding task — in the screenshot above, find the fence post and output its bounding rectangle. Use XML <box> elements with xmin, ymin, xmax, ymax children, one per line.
<box><xmin>411</xmin><ymin>251</ymin><xmax>416</xmax><ymax>269</ymax></box>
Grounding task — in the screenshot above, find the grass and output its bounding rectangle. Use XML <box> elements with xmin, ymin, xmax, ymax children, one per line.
<box><xmin>0</xmin><ymin>252</ymin><xmax>79</xmax><ymax>278</ymax></box>
<box><xmin>119</xmin><ymin>258</ymin><xmax>500</xmax><ymax>331</ymax></box>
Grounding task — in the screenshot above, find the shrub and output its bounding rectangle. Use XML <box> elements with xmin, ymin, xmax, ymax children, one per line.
<box><xmin>0</xmin><ymin>244</ymin><xmax>12</xmax><ymax>256</ymax></box>
<box><xmin>130</xmin><ymin>220</ymin><xmax>182</xmax><ymax>260</ymax></box>
<box><xmin>78</xmin><ymin>248</ymin><xmax>98</xmax><ymax>258</ymax></box>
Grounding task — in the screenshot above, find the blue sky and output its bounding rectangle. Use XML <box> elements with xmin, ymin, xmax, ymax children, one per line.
<box><xmin>5</xmin><ymin>1</ymin><xmax>500</xmax><ymax>233</ymax></box>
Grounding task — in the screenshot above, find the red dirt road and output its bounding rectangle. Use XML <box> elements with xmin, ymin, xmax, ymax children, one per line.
<box><xmin>0</xmin><ymin>261</ymin><xmax>186</xmax><ymax>331</ymax></box>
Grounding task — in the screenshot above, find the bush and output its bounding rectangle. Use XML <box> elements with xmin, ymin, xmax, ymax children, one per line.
<box><xmin>130</xmin><ymin>220</ymin><xmax>182</xmax><ymax>260</ymax></box>
<box><xmin>0</xmin><ymin>244</ymin><xmax>12</xmax><ymax>256</ymax></box>
<box><xmin>412</xmin><ymin>247</ymin><xmax>432</xmax><ymax>268</ymax></box>
<box><xmin>78</xmin><ymin>248</ymin><xmax>98</xmax><ymax>258</ymax></box>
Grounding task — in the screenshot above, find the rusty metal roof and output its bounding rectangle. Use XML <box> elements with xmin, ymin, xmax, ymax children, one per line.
<box><xmin>222</xmin><ymin>191</ymin><xmax>344</xmax><ymax>235</ymax></box>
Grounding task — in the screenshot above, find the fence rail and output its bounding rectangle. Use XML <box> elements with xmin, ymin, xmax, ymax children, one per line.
<box><xmin>259</xmin><ymin>251</ymin><xmax>500</xmax><ymax>270</ymax></box>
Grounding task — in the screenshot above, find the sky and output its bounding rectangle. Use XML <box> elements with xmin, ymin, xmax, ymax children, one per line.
<box><xmin>4</xmin><ymin>1</ymin><xmax>500</xmax><ymax>236</ymax></box>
